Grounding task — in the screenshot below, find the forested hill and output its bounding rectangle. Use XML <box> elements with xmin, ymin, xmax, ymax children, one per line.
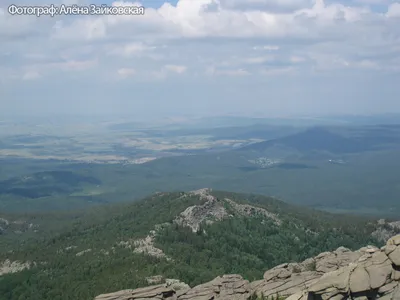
<box><xmin>0</xmin><ymin>189</ymin><xmax>398</xmax><ymax>300</ymax></box>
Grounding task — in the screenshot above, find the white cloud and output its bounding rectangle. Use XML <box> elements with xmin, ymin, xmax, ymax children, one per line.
<box><xmin>108</xmin><ymin>42</ymin><xmax>157</xmax><ymax>57</ymax></box>
<box><xmin>22</xmin><ymin>71</ymin><xmax>41</xmax><ymax>80</ymax></box>
<box><xmin>260</xmin><ymin>66</ymin><xmax>295</xmax><ymax>75</ymax></box>
<box><xmin>23</xmin><ymin>59</ymin><xmax>98</xmax><ymax>75</ymax></box>
<box><xmin>117</xmin><ymin>68</ymin><xmax>136</xmax><ymax>78</ymax></box>
<box><xmin>387</xmin><ymin>3</ymin><xmax>400</xmax><ymax>17</ymax></box>
<box><xmin>62</xmin><ymin>0</ymin><xmax>84</xmax><ymax>4</ymax></box>
<box><xmin>355</xmin><ymin>0</ymin><xmax>393</xmax><ymax>4</ymax></box>
<box><xmin>290</xmin><ymin>56</ymin><xmax>307</xmax><ymax>63</ymax></box>
<box><xmin>1</xmin><ymin>0</ymin><xmax>400</xmax><ymax>116</ymax></box>
<box><xmin>244</xmin><ymin>56</ymin><xmax>275</xmax><ymax>64</ymax></box>
<box><xmin>164</xmin><ymin>64</ymin><xmax>187</xmax><ymax>73</ymax></box>
<box><xmin>51</xmin><ymin>18</ymin><xmax>107</xmax><ymax>41</ymax></box>
<box><xmin>47</xmin><ymin>0</ymin><xmax>373</xmax><ymax>41</ymax></box>
<box><xmin>138</xmin><ymin>65</ymin><xmax>188</xmax><ymax>81</ymax></box>
<box><xmin>51</xmin><ymin>60</ymin><xmax>98</xmax><ymax>72</ymax></box>
<box><xmin>206</xmin><ymin>66</ymin><xmax>251</xmax><ymax>76</ymax></box>
<box><xmin>218</xmin><ymin>0</ymin><xmax>313</xmax><ymax>12</ymax></box>
<box><xmin>149</xmin><ymin>70</ymin><xmax>167</xmax><ymax>80</ymax></box>
<box><xmin>253</xmin><ymin>45</ymin><xmax>280</xmax><ymax>51</ymax></box>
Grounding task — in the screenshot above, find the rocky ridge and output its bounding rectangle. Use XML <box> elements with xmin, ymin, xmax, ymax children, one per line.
<box><xmin>0</xmin><ymin>260</ymin><xmax>31</xmax><ymax>276</ymax></box>
<box><xmin>372</xmin><ymin>219</ymin><xmax>400</xmax><ymax>243</ymax></box>
<box><xmin>114</xmin><ymin>188</ymin><xmax>280</xmax><ymax>260</ymax></box>
<box><xmin>94</xmin><ymin>235</ymin><xmax>400</xmax><ymax>300</ymax></box>
<box><xmin>174</xmin><ymin>188</ymin><xmax>281</xmax><ymax>233</ymax></box>
<box><xmin>0</xmin><ymin>217</ymin><xmax>38</xmax><ymax>235</ymax></box>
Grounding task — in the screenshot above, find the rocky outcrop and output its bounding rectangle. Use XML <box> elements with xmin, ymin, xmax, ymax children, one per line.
<box><xmin>174</xmin><ymin>193</ymin><xmax>229</xmax><ymax>232</ymax></box>
<box><xmin>174</xmin><ymin>189</ymin><xmax>280</xmax><ymax>233</ymax></box>
<box><xmin>94</xmin><ymin>235</ymin><xmax>400</xmax><ymax>300</ymax></box>
<box><xmin>287</xmin><ymin>235</ymin><xmax>400</xmax><ymax>300</ymax></box>
<box><xmin>224</xmin><ymin>198</ymin><xmax>281</xmax><ymax>226</ymax></box>
<box><xmin>250</xmin><ymin>244</ymin><xmax>371</xmax><ymax>298</ymax></box>
<box><xmin>0</xmin><ymin>217</ymin><xmax>39</xmax><ymax>235</ymax></box>
<box><xmin>95</xmin><ymin>284</ymin><xmax>179</xmax><ymax>300</ymax></box>
<box><xmin>95</xmin><ymin>275</ymin><xmax>250</xmax><ymax>300</ymax></box>
<box><xmin>117</xmin><ymin>223</ymin><xmax>172</xmax><ymax>260</ymax></box>
<box><xmin>133</xmin><ymin>235</ymin><xmax>169</xmax><ymax>259</ymax></box>
<box><xmin>177</xmin><ymin>274</ymin><xmax>251</xmax><ymax>300</ymax></box>
<box><xmin>0</xmin><ymin>260</ymin><xmax>31</xmax><ymax>276</ymax></box>
<box><xmin>372</xmin><ymin>219</ymin><xmax>400</xmax><ymax>243</ymax></box>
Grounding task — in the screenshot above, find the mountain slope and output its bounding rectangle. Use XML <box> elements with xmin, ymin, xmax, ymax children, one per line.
<box><xmin>94</xmin><ymin>234</ymin><xmax>400</xmax><ymax>300</ymax></box>
<box><xmin>0</xmin><ymin>189</ymin><xmax>396</xmax><ymax>300</ymax></box>
<box><xmin>238</xmin><ymin>126</ymin><xmax>400</xmax><ymax>155</ymax></box>
<box><xmin>0</xmin><ymin>170</ymin><xmax>101</xmax><ymax>199</ymax></box>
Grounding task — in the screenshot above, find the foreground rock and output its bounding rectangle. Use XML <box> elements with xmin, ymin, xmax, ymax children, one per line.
<box><xmin>95</xmin><ymin>235</ymin><xmax>400</xmax><ymax>300</ymax></box>
<box><xmin>95</xmin><ymin>275</ymin><xmax>250</xmax><ymax>300</ymax></box>
<box><xmin>287</xmin><ymin>235</ymin><xmax>400</xmax><ymax>300</ymax></box>
<box><xmin>250</xmin><ymin>244</ymin><xmax>377</xmax><ymax>298</ymax></box>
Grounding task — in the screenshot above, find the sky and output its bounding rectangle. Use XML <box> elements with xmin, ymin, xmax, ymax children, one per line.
<box><xmin>0</xmin><ymin>0</ymin><xmax>400</xmax><ymax>118</ymax></box>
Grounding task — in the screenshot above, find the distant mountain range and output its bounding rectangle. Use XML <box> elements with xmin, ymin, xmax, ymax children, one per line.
<box><xmin>1</xmin><ymin>125</ymin><xmax>400</xmax><ymax>215</ymax></box>
<box><xmin>238</xmin><ymin>126</ymin><xmax>400</xmax><ymax>155</ymax></box>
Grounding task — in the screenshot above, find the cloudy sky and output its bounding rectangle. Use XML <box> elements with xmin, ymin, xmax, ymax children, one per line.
<box><xmin>1</xmin><ymin>0</ymin><xmax>399</xmax><ymax>118</ymax></box>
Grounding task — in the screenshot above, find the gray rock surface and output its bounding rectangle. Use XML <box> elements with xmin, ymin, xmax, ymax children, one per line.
<box><xmin>94</xmin><ymin>281</ymin><xmax>185</xmax><ymax>300</ymax></box>
<box><xmin>0</xmin><ymin>259</ymin><xmax>31</xmax><ymax>276</ymax></box>
<box><xmin>95</xmin><ymin>235</ymin><xmax>400</xmax><ymax>300</ymax></box>
<box><xmin>287</xmin><ymin>235</ymin><xmax>400</xmax><ymax>300</ymax></box>
<box><xmin>174</xmin><ymin>189</ymin><xmax>280</xmax><ymax>233</ymax></box>
<box><xmin>178</xmin><ymin>274</ymin><xmax>251</xmax><ymax>300</ymax></box>
<box><xmin>95</xmin><ymin>275</ymin><xmax>250</xmax><ymax>300</ymax></box>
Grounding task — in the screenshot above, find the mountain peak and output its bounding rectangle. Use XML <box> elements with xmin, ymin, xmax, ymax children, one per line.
<box><xmin>175</xmin><ymin>190</ymin><xmax>281</xmax><ymax>233</ymax></box>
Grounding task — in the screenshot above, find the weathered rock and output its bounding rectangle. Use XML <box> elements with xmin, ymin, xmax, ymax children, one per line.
<box><xmin>224</xmin><ymin>198</ymin><xmax>281</xmax><ymax>225</ymax></box>
<box><xmin>0</xmin><ymin>260</ymin><xmax>31</xmax><ymax>276</ymax></box>
<box><xmin>286</xmin><ymin>235</ymin><xmax>400</xmax><ymax>300</ymax></box>
<box><xmin>252</xmin><ymin>271</ymin><xmax>321</xmax><ymax>298</ymax></box>
<box><xmin>308</xmin><ymin>265</ymin><xmax>354</xmax><ymax>294</ymax></box>
<box><xmin>387</xmin><ymin>246</ymin><xmax>400</xmax><ymax>266</ymax></box>
<box><xmin>177</xmin><ymin>274</ymin><xmax>250</xmax><ymax>300</ymax></box>
<box><xmin>250</xmin><ymin>243</ymin><xmax>367</xmax><ymax>298</ymax></box>
<box><xmin>174</xmin><ymin>193</ymin><xmax>229</xmax><ymax>233</ymax></box>
<box><xmin>147</xmin><ymin>275</ymin><xmax>164</xmax><ymax>285</ymax></box>
<box><xmin>133</xmin><ymin>235</ymin><xmax>169</xmax><ymax>260</ymax></box>
<box><xmin>95</xmin><ymin>235</ymin><xmax>400</xmax><ymax>300</ymax></box>
<box><xmin>166</xmin><ymin>279</ymin><xmax>191</xmax><ymax>291</ymax></box>
<box><xmin>95</xmin><ymin>275</ymin><xmax>250</xmax><ymax>300</ymax></box>
<box><xmin>392</xmin><ymin>268</ymin><xmax>400</xmax><ymax>281</ymax></box>
<box><xmin>372</xmin><ymin>220</ymin><xmax>400</xmax><ymax>243</ymax></box>
<box><xmin>388</xmin><ymin>235</ymin><xmax>400</xmax><ymax>246</ymax></box>
<box><xmin>173</xmin><ymin>190</ymin><xmax>280</xmax><ymax>233</ymax></box>
<box><xmin>349</xmin><ymin>266</ymin><xmax>371</xmax><ymax>293</ymax></box>
<box><xmin>95</xmin><ymin>284</ymin><xmax>176</xmax><ymax>300</ymax></box>
<box><xmin>378</xmin><ymin>281</ymin><xmax>398</xmax><ymax>295</ymax></box>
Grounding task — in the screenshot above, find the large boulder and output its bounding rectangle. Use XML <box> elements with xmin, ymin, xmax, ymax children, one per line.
<box><xmin>250</xmin><ymin>244</ymin><xmax>368</xmax><ymax>298</ymax></box>
<box><xmin>287</xmin><ymin>235</ymin><xmax>400</xmax><ymax>300</ymax></box>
